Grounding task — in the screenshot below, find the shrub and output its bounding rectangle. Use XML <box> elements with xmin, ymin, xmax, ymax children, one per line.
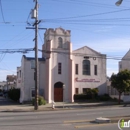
<box><xmin>74</xmin><ymin>94</ymin><xmax>87</xmax><ymax>100</ymax></box>
<box><xmin>97</xmin><ymin>94</ymin><xmax>112</xmax><ymax>101</ymax></box>
<box><xmin>74</xmin><ymin>88</ymin><xmax>98</xmax><ymax>101</ymax></box>
<box><xmin>32</xmin><ymin>96</ymin><xmax>46</xmax><ymax>106</ymax></box>
<box><xmin>8</xmin><ymin>88</ymin><xmax>20</xmax><ymax>101</ymax></box>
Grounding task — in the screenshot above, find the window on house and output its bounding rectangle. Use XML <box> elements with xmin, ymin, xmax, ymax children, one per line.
<box><xmin>32</xmin><ymin>90</ymin><xmax>35</xmax><ymax>97</ymax></box>
<box><xmin>83</xmin><ymin>88</ymin><xmax>88</xmax><ymax>94</ymax></box>
<box><xmin>58</xmin><ymin>37</ymin><xmax>63</xmax><ymax>48</ymax></box>
<box><xmin>120</xmin><ymin>64</ymin><xmax>122</xmax><ymax>69</ymax></box>
<box><xmin>94</xmin><ymin>65</ymin><xmax>97</xmax><ymax>75</ymax></box>
<box><xmin>17</xmin><ymin>72</ymin><xmax>18</xmax><ymax>78</ymax></box>
<box><xmin>83</xmin><ymin>60</ymin><xmax>90</xmax><ymax>75</ymax></box>
<box><xmin>75</xmin><ymin>88</ymin><xmax>79</xmax><ymax>94</ymax></box>
<box><xmin>58</xmin><ymin>63</ymin><xmax>62</xmax><ymax>74</ymax></box>
<box><xmin>20</xmin><ymin>70</ymin><xmax>21</xmax><ymax>77</ymax></box>
<box><xmin>75</xmin><ymin>64</ymin><xmax>78</xmax><ymax>75</ymax></box>
<box><xmin>83</xmin><ymin>88</ymin><xmax>92</xmax><ymax>94</ymax></box>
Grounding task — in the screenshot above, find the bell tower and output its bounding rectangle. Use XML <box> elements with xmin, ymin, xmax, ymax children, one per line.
<box><xmin>43</xmin><ymin>27</ymin><xmax>71</xmax><ymax>52</ymax></box>
<box><xmin>42</xmin><ymin>28</ymin><xmax>74</xmax><ymax>104</ymax></box>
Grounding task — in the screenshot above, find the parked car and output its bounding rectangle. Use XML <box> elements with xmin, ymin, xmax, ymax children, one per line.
<box><xmin>3</xmin><ymin>91</ymin><xmax>8</xmax><ymax>98</ymax></box>
<box><xmin>0</xmin><ymin>92</ymin><xmax>3</xmax><ymax>96</ymax></box>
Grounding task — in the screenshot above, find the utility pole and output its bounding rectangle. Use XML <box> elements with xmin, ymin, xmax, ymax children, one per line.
<box><xmin>26</xmin><ymin>0</ymin><xmax>47</xmax><ymax>110</ymax></box>
<box><xmin>27</xmin><ymin>0</ymin><xmax>39</xmax><ymax>110</ymax></box>
<box><xmin>34</xmin><ymin>0</ymin><xmax>39</xmax><ymax>110</ymax></box>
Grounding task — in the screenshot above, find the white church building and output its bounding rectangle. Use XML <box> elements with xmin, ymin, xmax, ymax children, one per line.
<box><xmin>17</xmin><ymin>28</ymin><xmax>107</xmax><ymax>103</ymax></box>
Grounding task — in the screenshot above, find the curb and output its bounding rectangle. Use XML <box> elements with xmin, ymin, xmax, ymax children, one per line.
<box><xmin>0</xmin><ymin>101</ymin><xmax>126</xmax><ymax>112</ymax></box>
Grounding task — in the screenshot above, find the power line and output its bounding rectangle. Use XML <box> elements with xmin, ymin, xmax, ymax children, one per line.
<box><xmin>0</xmin><ymin>30</ymin><xmax>33</xmax><ymax>49</ymax></box>
<box><xmin>42</xmin><ymin>21</ymin><xmax>130</xmax><ymax>26</ymax></box>
<box><xmin>0</xmin><ymin>53</ymin><xmax>6</xmax><ymax>62</ymax></box>
<box><xmin>42</xmin><ymin>0</ymin><xmax>129</xmax><ymax>9</ymax></box>
<box><xmin>41</xmin><ymin>8</ymin><xmax>130</xmax><ymax>20</ymax></box>
<box><xmin>0</xmin><ymin>0</ymin><xmax>5</xmax><ymax>23</ymax></box>
<box><xmin>38</xmin><ymin>49</ymin><xmax>129</xmax><ymax>61</ymax></box>
<box><xmin>0</xmin><ymin>48</ymin><xmax>34</xmax><ymax>54</ymax></box>
<box><xmin>0</xmin><ymin>68</ymin><xmax>16</xmax><ymax>73</ymax></box>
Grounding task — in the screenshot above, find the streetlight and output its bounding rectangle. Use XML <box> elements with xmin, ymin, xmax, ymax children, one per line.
<box><xmin>115</xmin><ymin>0</ymin><xmax>123</xmax><ymax>6</ymax></box>
<box><xmin>63</xmin><ymin>84</ymin><xmax>66</xmax><ymax>108</ymax></box>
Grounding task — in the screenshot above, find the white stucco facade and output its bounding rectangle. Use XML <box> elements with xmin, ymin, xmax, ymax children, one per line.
<box><xmin>119</xmin><ymin>49</ymin><xmax>130</xmax><ymax>71</ymax></box>
<box><xmin>18</xmin><ymin>27</ymin><xmax>107</xmax><ymax>103</ymax></box>
<box><xmin>118</xmin><ymin>49</ymin><xmax>130</xmax><ymax>102</ymax></box>
<box><xmin>17</xmin><ymin>55</ymin><xmax>45</xmax><ymax>103</ymax></box>
<box><xmin>73</xmin><ymin>46</ymin><xmax>107</xmax><ymax>95</ymax></box>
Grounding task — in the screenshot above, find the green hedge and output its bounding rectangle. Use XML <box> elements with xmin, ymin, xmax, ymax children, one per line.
<box><xmin>97</xmin><ymin>94</ymin><xmax>112</xmax><ymax>101</ymax></box>
<box><xmin>74</xmin><ymin>93</ymin><xmax>112</xmax><ymax>101</ymax></box>
<box><xmin>74</xmin><ymin>94</ymin><xmax>90</xmax><ymax>100</ymax></box>
<box><xmin>74</xmin><ymin>88</ymin><xmax>99</xmax><ymax>101</ymax></box>
<box><xmin>8</xmin><ymin>88</ymin><xmax>20</xmax><ymax>101</ymax></box>
<box><xmin>32</xmin><ymin>96</ymin><xmax>46</xmax><ymax>106</ymax></box>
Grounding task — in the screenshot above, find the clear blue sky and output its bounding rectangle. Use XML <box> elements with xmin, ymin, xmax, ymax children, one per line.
<box><xmin>0</xmin><ymin>0</ymin><xmax>130</xmax><ymax>81</ymax></box>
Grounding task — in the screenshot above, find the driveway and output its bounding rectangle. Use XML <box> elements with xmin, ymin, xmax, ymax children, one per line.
<box><xmin>0</xmin><ymin>96</ymin><xmax>19</xmax><ymax>106</ymax></box>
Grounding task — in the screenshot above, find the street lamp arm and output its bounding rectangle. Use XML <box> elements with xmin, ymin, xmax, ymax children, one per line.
<box><xmin>115</xmin><ymin>0</ymin><xmax>123</xmax><ymax>6</ymax></box>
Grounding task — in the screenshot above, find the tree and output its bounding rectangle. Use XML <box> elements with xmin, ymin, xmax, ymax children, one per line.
<box><xmin>111</xmin><ymin>69</ymin><xmax>130</xmax><ymax>104</ymax></box>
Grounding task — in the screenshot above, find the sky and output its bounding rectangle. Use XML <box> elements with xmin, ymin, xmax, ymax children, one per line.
<box><xmin>0</xmin><ymin>0</ymin><xmax>130</xmax><ymax>81</ymax></box>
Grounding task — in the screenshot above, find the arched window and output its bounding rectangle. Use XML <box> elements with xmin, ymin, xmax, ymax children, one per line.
<box><xmin>83</xmin><ymin>60</ymin><xmax>90</xmax><ymax>75</ymax></box>
<box><xmin>58</xmin><ymin>37</ymin><xmax>63</xmax><ymax>48</ymax></box>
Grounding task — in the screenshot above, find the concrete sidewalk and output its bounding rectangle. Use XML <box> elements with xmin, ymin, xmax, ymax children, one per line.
<box><xmin>0</xmin><ymin>101</ymin><xmax>125</xmax><ymax>112</ymax></box>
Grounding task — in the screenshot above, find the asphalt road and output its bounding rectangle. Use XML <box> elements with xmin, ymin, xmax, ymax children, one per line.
<box><xmin>0</xmin><ymin>106</ymin><xmax>130</xmax><ymax>130</ymax></box>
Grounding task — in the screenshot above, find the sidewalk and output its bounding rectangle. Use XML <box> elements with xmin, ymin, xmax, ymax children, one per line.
<box><xmin>0</xmin><ymin>101</ymin><xmax>124</xmax><ymax>112</ymax></box>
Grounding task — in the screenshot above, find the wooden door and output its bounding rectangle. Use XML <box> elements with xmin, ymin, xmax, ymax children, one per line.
<box><xmin>54</xmin><ymin>88</ymin><xmax>63</xmax><ymax>102</ymax></box>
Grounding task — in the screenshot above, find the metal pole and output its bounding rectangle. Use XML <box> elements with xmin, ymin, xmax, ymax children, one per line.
<box><xmin>63</xmin><ymin>88</ymin><xmax>64</xmax><ymax>108</ymax></box>
<box><xmin>34</xmin><ymin>0</ymin><xmax>39</xmax><ymax>110</ymax></box>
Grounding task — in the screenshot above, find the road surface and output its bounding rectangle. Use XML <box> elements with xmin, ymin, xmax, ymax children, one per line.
<box><xmin>0</xmin><ymin>105</ymin><xmax>130</xmax><ymax>130</ymax></box>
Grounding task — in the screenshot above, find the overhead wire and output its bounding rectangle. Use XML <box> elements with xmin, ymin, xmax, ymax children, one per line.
<box><xmin>0</xmin><ymin>67</ymin><xmax>16</xmax><ymax>73</ymax></box>
<box><xmin>0</xmin><ymin>0</ymin><xmax>5</xmax><ymax>23</ymax></box>
<box><xmin>41</xmin><ymin>0</ymin><xmax>129</xmax><ymax>9</ymax></box>
<box><xmin>0</xmin><ymin>53</ymin><xmax>6</xmax><ymax>62</ymax></box>
<box><xmin>38</xmin><ymin>31</ymin><xmax>44</xmax><ymax>44</ymax></box>
<box><xmin>0</xmin><ymin>62</ymin><xmax>15</xmax><ymax>72</ymax></box>
<box><xmin>42</xmin><ymin>8</ymin><xmax>130</xmax><ymax>21</ymax></box>
<box><xmin>1</xmin><ymin>30</ymin><xmax>34</xmax><ymax>49</ymax></box>
<box><xmin>0</xmin><ymin>48</ymin><xmax>34</xmax><ymax>54</ymax></box>
<box><xmin>38</xmin><ymin>49</ymin><xmax>127</xmax><ymax>61</ymax></box>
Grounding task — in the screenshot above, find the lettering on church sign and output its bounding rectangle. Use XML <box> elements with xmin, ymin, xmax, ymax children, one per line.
<box><xmin>75</xmin><ymin>77</ymin><xmax>100</xmax><ymax>83</ymax></box>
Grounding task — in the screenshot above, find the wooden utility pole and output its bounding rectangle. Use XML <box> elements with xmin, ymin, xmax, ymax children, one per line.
<box><xmin>26</xmin><ymin>0</ymin><xmax>47</xmax><ymax>110</ymax></box>
<box><xmin>34</xmin><ymin>0</ymin><xmax>39</xmax><ymax>110</ymax></box>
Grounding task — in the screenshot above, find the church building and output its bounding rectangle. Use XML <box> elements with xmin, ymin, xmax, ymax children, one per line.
<box><xmin>17</xmin><ymin>28</ymin><xmax>107</xmax><ymax>103</ymax></box>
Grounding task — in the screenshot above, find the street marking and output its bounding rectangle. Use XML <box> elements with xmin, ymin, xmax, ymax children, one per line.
<box><xmin>77</xmin><ymin>112</ymin><xmax>103</xmax><ymax>115</ymax></box>
<box><xmin>75</xmin><ymin>123</ymin><xmax>117</xmax><ymax>128</ymax></box>
<box><xmin>64</xmin><ymin>120</ymin><xmax>91</xmax><ymax>123</ymax></box>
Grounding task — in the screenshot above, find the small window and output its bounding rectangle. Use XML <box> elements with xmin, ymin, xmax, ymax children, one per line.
<box><xmin>58</xmin><ymin>37</ymin><xmax>63</xmax><ymax>48</ymax></box>
<box><xmin>75</xmin><ymin>88</ymin><xmax>79</xmax><ymax>94</ymax></box>
<box><xmin>20</xmin><ymin>70</ymin><xmax>21</xmax><ymax>77</ymax></box>
<box><xmin>120</xmin><ymin>64</ymin><xmax>122</xmax><ymax>69</ymax></box>
<box><xmin>58</xmin><ymin>63</ymin><xmax>62</xmax><ymax>74</ymax></box>
<box><xmin>94</xmin><ymin>65</ymin><xmax>97</xmax><ymax>75</ymax></box>
<box><xmin>83</xmin><ymin>88</ymin><xmax>88</xmax><ymax>94</ymax></box>
<box><xmin>32</xmin><ymin>90</ymin><xmax>35</xmax><ymax>97</ymax></box>
<box><xmin>83</xmin><ymin>88</ymin><xmax>91</xmax><ymax>94</ymax></box>
<box><xmin>83</xmin><ymin>60</ymin><xmax>90</xmax><ymax>75</ymax></box>
<box><xmin>75</xmin><ymin>64</ymin><xmax>78</xmax><ymax>75</ymax></box>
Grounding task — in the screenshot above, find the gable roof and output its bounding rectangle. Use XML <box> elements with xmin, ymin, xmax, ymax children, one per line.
<box><xmin>122</xmin><ymin>49</ymin><xmax>130</xmax><ymax>60</ymax></box>
<box><xmin>6</xmin><ymin>75</ymin><xmax>17</xmax><ymax>82</ymax></box>
<box><xmin>73</xmin><ymin>46</ymin><xmax>105</xmax><ymax>56</ymax></box>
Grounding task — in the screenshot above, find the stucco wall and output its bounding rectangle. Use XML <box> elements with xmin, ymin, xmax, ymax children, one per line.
<box><xmin>20</xmin><ymin>56</ymin><xmax>45</xmax><ymax>103</ymax></box>
<box><xmin>72</xmin><ymin>46</ymin><xmax>107</xmax><ymax>95</ymax></box>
